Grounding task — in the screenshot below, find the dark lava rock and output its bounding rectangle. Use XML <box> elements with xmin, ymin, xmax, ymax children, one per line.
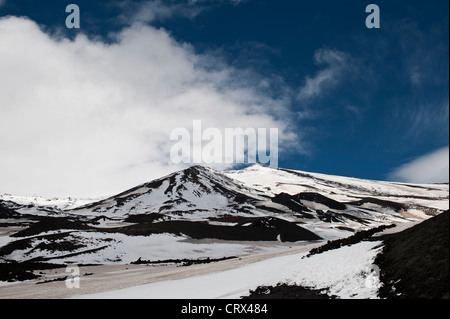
<box><xmin>243</xmin><ymin>283</ymin><xmax>336</xmax><ymax>299</ymax></box>
<box><xmin>375</xmin><ymin>210</ymin><xmax>449</xmax><ymax>299</ymax></box>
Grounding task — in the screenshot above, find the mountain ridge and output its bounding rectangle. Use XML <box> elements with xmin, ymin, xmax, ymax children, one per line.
<box><xmin>0</xmin><ymin>164</ymin><xmax>448</xmax><ymax>268</ymax></box>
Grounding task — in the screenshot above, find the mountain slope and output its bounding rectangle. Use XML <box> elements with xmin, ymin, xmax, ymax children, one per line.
<box><xmin>0</xmin><ymin>164</ymin><xmax>448</xmax><ymax>270</ymax></box>
<box><xmin>375</xmin><ymin>210</ymin><xmax>449</xmax><ymax>299</ymax></box>
<box><xmin>225</xmin><ymin>164</ymin><xmax>448</xmax><ymax>213</ymax></box>
<box><xmin>71</xmin><ymin>166</ymin><xmax>267</xmax><ymax>219</ymax></box>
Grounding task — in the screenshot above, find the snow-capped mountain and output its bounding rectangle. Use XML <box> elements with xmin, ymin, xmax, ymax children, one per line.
<box><xmin>71</xmin><ymin>165</ymin><xmax>267</xmax><ymax>219</ymax></box>
<box><xmin>0</xmin><ymin>164</ymin><xmax>448</xmax><ymax>267</ymax></box>
<box><xmin>71</xmin><ymin>163</ymin><xmax>448</xmax><ymax>221</ymax></box>
<box><xmin>225</xmin><ymin>164</ymin><xmax>448</xmax><ymax>207</ymax></box>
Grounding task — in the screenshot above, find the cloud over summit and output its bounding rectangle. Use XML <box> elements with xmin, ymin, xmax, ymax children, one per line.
<box><xmin>0</xmin><ymin>16</ymin><xmax>294</xmax><ymax>197</ymax></box>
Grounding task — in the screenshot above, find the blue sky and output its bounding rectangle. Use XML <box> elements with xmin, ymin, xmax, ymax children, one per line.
<box><xmin>0</xmin><ymin>0</ymin><xmax>448</xmax><ymax>197</ymax></box>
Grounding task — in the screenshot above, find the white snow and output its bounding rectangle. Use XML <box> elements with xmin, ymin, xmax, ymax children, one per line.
<box><xmin>2</xmin><ymin>231</ymin><xmax>287</xmax><ymax>265</ymax></box>
<box><xmin>287</xmin><ymin>241</ymin><xmax>383</xmax><ymax>299</ymax></box>
<box><xmin>224</xmin><ymin>164</ymin><xmax>449</xmax><ymax>207</ymax></box>
<box><xmin>0</xmin><ymin>194</ymin><xmax>102</xmax><ymax>210</ymax></box>
<box><xmin>74</xmin><ymin>241</ymin><xmax>383</xmax><ymax>299</ymax></box>
<box><xmin>0</xmin><ymin>234</ymin><xmax>13</xmax><ymax>249</ymax></box>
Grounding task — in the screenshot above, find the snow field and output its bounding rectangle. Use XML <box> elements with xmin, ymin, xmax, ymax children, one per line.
<box><xmin>74</xmin><ymin>240</ymin><xmax>383</xmax><ymax>299</ymax></box>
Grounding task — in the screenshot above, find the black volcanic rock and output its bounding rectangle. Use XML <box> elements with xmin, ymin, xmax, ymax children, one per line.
<box><xmin>375</xmin><ymin>211</ymin><xmax>449</xmax><ymax>299</ymax></box>
<box><xmin>294</xmin><ymin>192</ymin><xmax>347</xmax><ymax>210</ymax></box>
<box><xmin>124</xmin><ymin>213</ymin><xmax>168</xmax><ymax>223</ymax></box>
<box><xmin>10</xmin><ymin>217</ymin><xmax>92</xmax><ymax>238</ymax></box>
<box><xmin>0</xmin><ymin>201</ymin><xmax>19</xmax><ymax>218</ymax></box>
<box><xmin>244</xmin><ymin>283</ymin><xmax>336</xmax><ymax>299</ymax></box>
<box><xmin>271</xmin><ymin>193</ymin><xmax>315</xmax><ymax>218</ymax></box>
<box><xmin>114</xmin><ymin>217</ymin><xmax>322</xmax><ymax>242</ymax></box>
<box><xmin>346</xmin><ymin>197</ymin><xmax>408</xmax><ymax>213</ymax></box>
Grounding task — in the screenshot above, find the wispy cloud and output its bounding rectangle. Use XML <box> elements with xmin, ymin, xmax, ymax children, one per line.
<box><xmin>389</xmin><ymin>146</ymin><xmax>449</xmax><ymax>184</ymax></box>
<box><xmin>297</xmin><ymin>48</ymin><xmax>349</xmax><ymax>102</ymax></box>
<box><xmin>380</xmin><ymin>18</ymin><xmax>448</xmax><ymax>147</ymax></box>
<box><xmin>188</xmin><ymin>0</ymin><xmax>248</xmax><ymax>5</ymax></box>
<box><xmin>394</xmin><ymin>19</ymin><xmax>449</xmax><ymax>88</ymax></box>
<box><xmin>115</xmin><ymin>0</ymin><xmax>200</xmax><ymax>25</ymax></box>
<box><xmin>115</xmin><ymin>0</ymin><xmax>247</xmax><ymax>25</ymax></box>
<box><xmin>412</xmin><ymin>101</ymin><xmax>449</xmax><ymax>130</ymax></box>
<box><xmin>397</xmin><ymin>100</ymin><xmax>450</xmax><ymax>140</ymax></box>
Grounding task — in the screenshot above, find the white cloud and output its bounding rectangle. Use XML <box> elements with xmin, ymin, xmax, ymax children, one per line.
<box><xmin>297</xmin><ymin>49</ymin><xmax>348</xmax><ymax>101</ymax></box>
<box><xmin>0</xmin><ymin>16</ymin><xmax>295</xmax><ymax>197</ymax></box>
<box><xmin>389</xmin><ymin>146</ymin><xmax>450</xmax><ymax>184</ymax></box>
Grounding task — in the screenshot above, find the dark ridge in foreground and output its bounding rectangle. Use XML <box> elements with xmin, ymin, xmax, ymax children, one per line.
<box><xmin>243</xmin><ymin>284</ymin><xmax>337</xmax><ymax>299</ymax></box>
<box><xmin>116</xmin><ymin>218</ymin><xmax>322</xmax><ymax>242</ymax></box>
<box><xmin>5</xmin><ymin>214</ymin><xmax>322</xmax><ymax>245</ymax></box>
<box><xmin>375</xmin><ymin>210</ymin><xmax>449</xmax><ymax>299</ymax></box>
<box><xmin>131</xmin><ymin>256</ymin><xmax>238</xmax><ymax>267</ymax></box>
<box><xmin>0</xmin><ymin>201</ymin><xmax>20</xmax><ymax>218</ymax></box>
<box><xmin>0</xmin><ymin>261</ymin><xmax>62</xmax><ymax>282</ymax></box>
<box><xmin>304</xmin><ymin>224</ymin><xmax>395</xmax><ymax>258</ymax></box>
